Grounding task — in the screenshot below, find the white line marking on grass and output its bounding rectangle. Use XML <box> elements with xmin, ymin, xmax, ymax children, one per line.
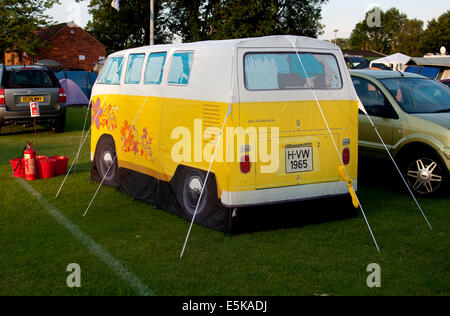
<box><xmin>15</xmin><ymin>177</ymin><xmax>154</xmax><ymax>296</ymax></box>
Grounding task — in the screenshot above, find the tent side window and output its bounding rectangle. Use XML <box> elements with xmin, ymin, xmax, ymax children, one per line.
<box><xmin>144</xmin><ymin>52</ymin><xmax>167</xmax><ymax>85</ymax></box>
<box><xmin>97</xmin><ymin>56</ymin><xmax>124</xmax><ymax>85</ymax></box>
<box><xmin>168</xmin><ymin>51</ymin><xmax>194</xmax><ymax>86</ymax></box>
<box><xmin>125</xmin><ymin>53</ymin><xmax>145</xmax><ymax>84</ymax></box>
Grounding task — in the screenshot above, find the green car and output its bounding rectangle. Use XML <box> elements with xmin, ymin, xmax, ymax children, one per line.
<box><xmin>350</xmin><ymin>70</ymin><xmax>450</xmax><ymax>196</ymax></box>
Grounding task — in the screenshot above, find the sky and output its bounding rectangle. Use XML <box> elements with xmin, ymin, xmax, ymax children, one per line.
<box><xmin>45</xmin><ymin>0</ymin><xmax>449</xmax><ymax>40</ymax></box>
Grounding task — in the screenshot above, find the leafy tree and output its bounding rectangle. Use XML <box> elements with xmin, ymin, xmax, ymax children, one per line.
<box><xmin>349</xmin><ymin>7</ymin><xmax>407</xmax><ymax>54</ymax></box>
<box><xmin>161</xmin><ymin>0</ymin><xmax>219</xmax><ymax>42</ymax></box>
<box><xmin>421</xmin><ymin>10</ymin><xmax>450</xmax><ymax>54</ymax></box>
<box><xmin>333</xmin><ymin>38</ymin><xmax>350</xmax><ymax>50</ymax></box>
<box><xmin>85</xmin><ymin>0</ymin><xmax>328</xmax><ymax>53</ymax></box>
<box><xmin>0</xmin><ymin>0</ymin><xmax>58</xmax><ymax>63</ymax></box>
<box><xmin>272</xmin><ymin>0</ymin><xmax>327</xmax><ymax>38</ymax></box>
<box><xmin>84</xmin><ymin>0</ymin><xmax>172</xmax><ymax>55</ymax></box>
<box><xmin>164</xmin><ymin>0</ymin><xmax>328</xmax><ymax>42</ymax></box>
<box><xmin>391</xmin><ymin>19</ymin><xmax>424</xmax><ymax>56</ymax></box>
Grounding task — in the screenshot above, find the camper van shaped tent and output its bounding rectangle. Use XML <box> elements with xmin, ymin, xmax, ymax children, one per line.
<box><xmin>90</xmin><ymin>35</ymin><xmax>360</xmax><ymax>232</ymax></box>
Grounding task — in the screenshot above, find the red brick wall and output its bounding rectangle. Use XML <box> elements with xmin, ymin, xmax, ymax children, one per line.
<box><xmin>4</xmin><ymin>24</ymin><xmax>105</xmax><ymax>71</ymax></box>
<box><xmin>37</xmin><ymin>25</ymin><xmax>105</xmax><ymax>71</ymax></box>
<box><xmin>4</xmin><ymin>52</ymin><xmax>34</xmax><ymax>66</ymax></box>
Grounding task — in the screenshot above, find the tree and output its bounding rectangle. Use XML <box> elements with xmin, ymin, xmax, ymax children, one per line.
<box><xmin>349</xmin><ymin>7</ymin><xmax>407</xmax><ymax>54</ymax></box>
<box><xmin>0</xmin><ymin>0</ymin><xmax>58</xmax><ymax>63</ymax></box>
<box><xmin>421</xmin><ymin>10</ymin><xmax>450</xmax><ymax>54</ymax></box>
<box><xmin>272</xmin><ymin>0</ymin><xmax>327</xmax><ymax>38</ymax></box>
<box><xmin>164</xmin><ymin>0</ymin><xmax>328</xmax><ymax>42</ymax></box>
<box><xmin>84</xmin><ymin>0</ymin><xmax>172</xmax><ymax>55</ymax></box>
<box><xmin>85</xmin><ymin>0</ymin><xmax>329</xmax><ymax>53</ymax></box>
<box><xmin>161</xmin><ymin>0</ymin><xmax>220</xmax><ymax>42</ymax></box>
<box><xmin>334</xmin><ymin>38</ymin><xmax>350</xmax><ymax>50</ymax></box>
<box><xmin>391</xmin><ymin>19</ymin><xmax>424</xmax><ymax>56</ymax></box>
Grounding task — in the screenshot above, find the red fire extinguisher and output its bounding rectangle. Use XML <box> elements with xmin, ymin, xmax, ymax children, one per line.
<box><xmin>24</xmin><ymin>142</ymin><xmax>37</xmax><ymax>181</ymax></box>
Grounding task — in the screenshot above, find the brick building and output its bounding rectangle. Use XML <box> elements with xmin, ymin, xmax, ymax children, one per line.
<box><xmin>4</xmin><ymin>22</ymin><xmax>105</xmax><ymax>72</ymax></box>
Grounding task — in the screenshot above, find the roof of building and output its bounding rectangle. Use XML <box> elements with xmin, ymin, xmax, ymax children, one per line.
<box><xmin>35</xmin><ymin>22</ymin><xmax>70</xmax><ymax>41</ymax></box>
<box><xmin>408</xmin><ymin>57</ymin><xmax>450</xmax><ymax>67</ymax></box>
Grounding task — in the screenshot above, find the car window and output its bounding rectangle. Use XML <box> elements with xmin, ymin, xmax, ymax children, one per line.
<box><xmin>125</xmin><ymin>53</ymin><xmax>145</xmax><ymax>84</ymax></box>
<box><xmin>244</xmin><ymin>52</ymin><xmax>342</xmax><ymax>90</ymax></box>
<box><xmin>352</xmin><ymin>76</ymin><xmax>387</xmax><ymax>110</ymax></box>
<box><xmin>4</xmin><ymin>69</ymin><xmax>58</xmax><ymax>88</ymax></box>
<box><xmin>144</xmin><ymin>52</ymin><xmax>166</xmax><ymax>85</ymax></box>
<box><xmin>381</xmin><ymin>78</ymin><xmax>450</xmax><ymax>114</ymax></box>
<box><xmin>168</xmin><ymin>51</ymin><xmax>193</xmax><ymax>85</ymax></box>
<box><xmin>98</xmin><ymin>56</ymin><xmax>124</xmax><ymax>85</ymax></box>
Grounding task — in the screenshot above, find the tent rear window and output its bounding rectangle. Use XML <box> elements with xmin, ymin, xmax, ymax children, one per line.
<box><xmin>244</xmin><ymin>52</ymin><xmax>342</xmax><ymax>90</ymax></box>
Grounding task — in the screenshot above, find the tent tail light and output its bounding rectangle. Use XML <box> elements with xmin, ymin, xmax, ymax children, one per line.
<box><xmin>240</xmin><ymin>155</ymin><xmax>251</xmax><ymax>174</ymax></box>
<box><xmin>342</xmin><ymin>148</ymin><xmax>350</xmax><ymax>165</ymax></box>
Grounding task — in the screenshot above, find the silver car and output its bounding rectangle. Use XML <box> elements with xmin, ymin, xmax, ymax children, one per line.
<box><xmin>0</xmin><ymin>64</ymin><xmax>67</xmax><ymax>133</ymax></box>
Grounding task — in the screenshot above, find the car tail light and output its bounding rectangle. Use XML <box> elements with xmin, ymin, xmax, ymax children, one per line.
<box><xmin>0</xmin><ymin>89</ymin><xmax>5</xmax><ymax>105</ymax></box>
<box><xmin>58</xmin><ymin>88</ymin><xmax>66</xmax><ymax>104</ymax></box>
<box><xmin>240</xmin><ymin>155</ymin><xmax>251</xmax><ymax>174</ymax></box>
<box><xmin>342</xmin><ymin>148</ymin><xmax>350</xmax><ymax>165</ymax></box>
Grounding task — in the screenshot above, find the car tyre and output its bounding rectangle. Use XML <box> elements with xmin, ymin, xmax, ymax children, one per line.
<box><xmin>403</xmin><ymin>152</ymin><xmax>448</xmax><ymax>196</ymax></box>
<box><xmin>52</xmin><ymin>113</ymin><xmax>66</xmax><ymax>133</ymax></box>
<box><xmin>94</xmin><ymin>135</ymin><xmax>119</xmax><ymax>187</ymax></box>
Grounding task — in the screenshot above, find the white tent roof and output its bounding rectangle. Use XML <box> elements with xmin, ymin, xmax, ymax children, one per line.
<box><xmin>372</xmin><ymin>52</ymin><xmax>411</xmax><ymax>65</ymax></box>
<box><xmin>111</xmin><ymin>35</ymin><xmax>340</xmax><ymax>56</ymax></box>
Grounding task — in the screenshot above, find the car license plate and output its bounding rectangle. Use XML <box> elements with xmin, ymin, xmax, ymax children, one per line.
<box><xmin>285</xmin><ymin>146</ymin><xmax>313</xmax><ymax>173</ymax></box>
<box><xmin>21</xmin><ymin>96</ymin><xmax>43</xmax><ymax>102</ymax></box>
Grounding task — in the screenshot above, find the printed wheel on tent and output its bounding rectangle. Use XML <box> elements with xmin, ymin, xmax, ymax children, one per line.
<box><xmin>404</xmin><ymin>152</ymin><xmax>448</xmax><ymax>196</ymax></box>
<box><xmin>179</xmin><ymin>167</ymin><xmax>217</xmax><ymax>221</ymax></box>
<box><xmin>94</xmin><ymin>135</ymin><xmax>119</xmax><ymax>187</ymax></box>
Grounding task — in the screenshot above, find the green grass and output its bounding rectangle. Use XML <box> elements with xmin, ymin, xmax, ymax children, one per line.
<box><xmin>0</xmin><ymin>107</ymin><xmax>449</xmax><ymax>296</ymax></box>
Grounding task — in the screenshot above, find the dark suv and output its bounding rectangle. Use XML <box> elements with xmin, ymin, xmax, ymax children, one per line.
<box><xmin>0</xmin><ymin>64</ymin><xmax>67</xmax><ymax>133</ymax></box>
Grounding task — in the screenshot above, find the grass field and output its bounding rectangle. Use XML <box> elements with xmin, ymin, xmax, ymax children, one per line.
<box><xmin>0</xmin><ymin>107</ymin><xmax>449</xmax><ymax>296</ymax></box>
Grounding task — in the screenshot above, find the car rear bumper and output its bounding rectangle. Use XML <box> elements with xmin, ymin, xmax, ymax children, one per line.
<box><xmin>221</xmin><ymin>180</ymin><xmax>356</xmax><ymax>207</ymax></box>
<box><xmin>0</xmin><ymin>106</ymin><xmax>66</xmax><ymax>125</ymax></box>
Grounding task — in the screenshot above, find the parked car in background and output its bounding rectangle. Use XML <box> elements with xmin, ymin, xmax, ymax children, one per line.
<box><xmin>350</xmin><ymin>70</ymin><xmax>450</xmax><ymax>196</ymax></box>
<box><xmin>440</xmin><ymin>79</ymin><xmax>450</xmax><ymax>88</ymax></box>
<box><xmin>0</xmin><ymin>64</ymin><xmax>67</xmax><ymax>134</ymax></box>
<box><xmin>344</xmin><ymin>55</ymin><xmax>370</xmax><ymax>69</ymax></box>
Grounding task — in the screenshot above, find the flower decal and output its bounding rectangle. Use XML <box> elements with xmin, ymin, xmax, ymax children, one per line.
<box><xmin>91</xmin><ymin>97</ymin><xmax>103</xmax><ymax>129</ymax></box>
<box><xmin>92</xmin><ymin>97</ymin><xmax>117</xmax><ymax>131</ymax></box>
<box><xmin>120</xmin><ymin>121</ymin><xmax>154</xmax><ymax>161</ymax></box>
<box><xmin>121</xmin><ymin>120</ymin><xmax>134</xmax><ymax>153</ymax></box>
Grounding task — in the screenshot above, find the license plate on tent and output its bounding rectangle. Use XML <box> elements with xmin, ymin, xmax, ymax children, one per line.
<box><xmin>21</xmin><ymin>96</ymin><xmax>43</xmax><ymax>102</ymax></box>
<box><xmin>285</xmin><ymin>146</ymin><xmax>313</xmax><ymax>173</ymax></box>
